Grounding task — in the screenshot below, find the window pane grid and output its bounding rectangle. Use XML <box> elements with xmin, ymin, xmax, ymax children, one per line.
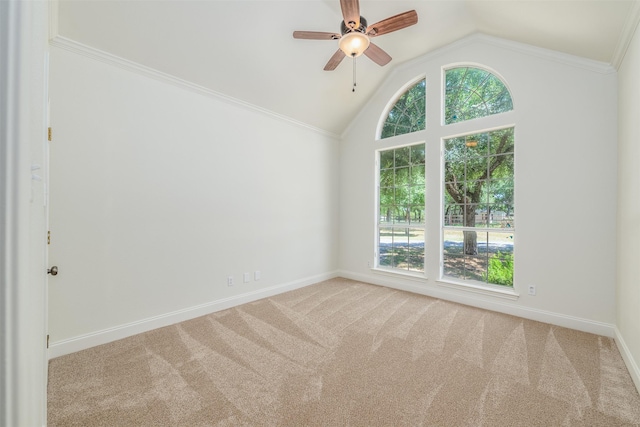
<box><xmin>378</xmin><ymin>143</ymin><xmax>426</xmax><ymax>273</ymax></box>
<box><xmin>381</xmin><ymin>79</ymin><xmax>426</xmax><ymax>139</ymax></box>
<box><xmin>445</xmin><ymin>67</ymin><xmax>513</xmax><ymax>125</ymax></box>
<box><xmin>442</xmin><ymin>125</ymin><xmax>514</xmax><ymax>287</ymax></box>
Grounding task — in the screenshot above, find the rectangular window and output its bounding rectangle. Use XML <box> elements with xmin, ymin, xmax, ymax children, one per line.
<box><xmin>377</xmin><ymin>143</ymin><xmax>425</xmax><ymax>273</ymax></box>
<box><xmin>442</xmin><ymin>128</ymin><xmax>514</xmax><ymax>287</ymax></box>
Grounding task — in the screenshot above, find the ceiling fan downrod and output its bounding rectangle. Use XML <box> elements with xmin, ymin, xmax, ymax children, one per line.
<box><xmin>352</xmin><ymin>53</ymin><xmax>357</xmax><ymax>92</ymax></box>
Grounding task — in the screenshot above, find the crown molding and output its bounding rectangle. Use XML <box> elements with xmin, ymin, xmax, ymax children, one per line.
<box><xmin>399</xmin><ymin>33</ymin><xmax>616</xmax><ymax>76</ymax></box>
<box><xmin>49</xmin><ymin>36</ymin><xmax>340</xmax><ymax>140</ymax></box>
<box><xmin>611</xmin><ymin>1</ymin><xmax>640</xmax><ymax>70</ymax></box>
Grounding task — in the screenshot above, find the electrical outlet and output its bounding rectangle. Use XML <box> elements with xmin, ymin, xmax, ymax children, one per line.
<box><xmin>528</xmin><ymin>285</ymin><xmax>536</xmax><ymax>296</ymax></box>
<box><xmin>243</xmin><ymin>272</ymin><xmax>250</xmax><ymax>283</ymax></box>
<box><xmin>227</xmin><ymin>276</ymin><xmax>234</xmax><ymax>286</ymax></box>
<box><xmin>254</xmin><ymin>270</ymin><xmax>261</xmax><ymax>281</ymax></box>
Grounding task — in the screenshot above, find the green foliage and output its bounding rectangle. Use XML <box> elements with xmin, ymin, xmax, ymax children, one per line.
<box><xmin>379</xmin><ymin>143</ymin><xmax>426</xmax><ymax>223</ymax></box>
<box><xmin>445</xmin><ymin>67</ymin><xmax>513</xmax><ymax>125</ymax></box>
<box><xmin>443</xmin><ymin>128</ymin><xmax>514</xmax><ymax>228</ymax></box>
<box><xmin>381</xmin><ymin>79</ymin><xmax>426</xmax><ymax>139</ymax></box>
<box><xmin>485</xmin><ymin>251</ymin><xmax>514</xmax><ymax>287</ymax></box>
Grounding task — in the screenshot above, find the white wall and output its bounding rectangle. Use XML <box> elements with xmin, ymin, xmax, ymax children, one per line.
<box><xmin>48</xmin><ymin>44</ymin><xmax>339</xmax><ymax>356</ymax></box>
<box><xmin>339</xmin><ymin>35</ymin><xmax>618</xmax><ymax>335</ymax></box>
<box><xmin>617</xmin><ymin>23</ymin><xmax>640</xmax><ymax>391</ymax></box>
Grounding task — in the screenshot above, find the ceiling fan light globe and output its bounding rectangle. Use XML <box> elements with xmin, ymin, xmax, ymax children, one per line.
<box><xmin>339</xmin><ymin>32</ymin><xmax>370</xmax><ymax>57</ymax></box>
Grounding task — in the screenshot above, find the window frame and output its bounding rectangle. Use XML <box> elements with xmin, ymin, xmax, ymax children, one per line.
<box><xmin>438</xmin><ymin>64</ymin><xmax>517</xmax><ymax>298</ymax></box>
<box><xmin>374</xmin><ymin>142</ymin><xmax>427</xmax><ymax>277</ymax></box>
<box><xmin>376</xmin><ymin>75</ymin><xmax>426</xmax><ymax>140</ymax></box>
<box><xmin>442</xmin><ymin>65</ymin><xmax>514</xmax><ymax>126</ymax></box>
<box><xmin>439</xmin><ymin>126</ymin><xmax>516</xmax><ymax>294</ymax></box>
<box><xmin>372</xmin><ymin>64</ymin><xmax>518</xmax><ymax>299</ymax></box>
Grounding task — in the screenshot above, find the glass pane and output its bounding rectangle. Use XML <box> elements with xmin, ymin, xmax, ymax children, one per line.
<box><xmin>488</xmin><ymin>231</ymin><xmax>514</xmax><ymax>254</ymax></box>
<box><xmin>396</xmin><ymin>207</ymin><xmax>410</xmax><ymax>225</ymax></box>
<box><xmin>486</xmin><ymin>204</ymin><xmax>514</xmax><ymax>228</ymax></box>
<box><xmin>474</xmin><ymin>204</ymin><xmax>490</xmax><ymax>228</ymax></box>
<box><xmin>445</xmin><ymin>138</ymin><xmax>465</xmax><ymax>161</ymax></box>
<box><xmin>395</xmin><ymin>186</ymin><xmax>410</xmax><ymax>208</ymax></box>
<box><xmin>408</xmin><ymin>228</ymin><xmax>425</xmax><ymax>272</ymax></box>
<box><xmin>443</xmin><ymin>229</ymin><xmax>464</xmax><ymax>279</ymax></box>
<box><xmin>443</xmin><ymin>190</ymin><xmax>457</xmax><ymax>206</ymax></box>
<box><xmin>411</xmin><ymin>145</ymin><xmax>425</xmax><ymax>165</ymax></box>
<box><xmin>410</xmin><ymin>165</ymin><xmax>425</xmax><ymax>186</ymax></box>
<box><xmin>486</xmin><ymin>232</ymin><xmax>514</xmax><ymax>286</ymax></box>
<box><xmin>379</xmin><ymin>206</ymin><xmax>394</xmax><ymax>224</ymax></box>
<box><xmin>490</xmin><ymin>154</ymin><xmax>514</xmax><ymax>181</ymax></box>
<box><xmin>378</xmin><ymin>143</ymin><xmax>426</xmax><ymax>272</ymax></box>
<box><xmin>444</xmin><ymin>204</ymin><xmax>465</xmax><ymax>226</ymax></box>
<box><xmin>380</xmin><ymin>150</ymin><xmax>395</xmax><ymax>169</ymax></box>
<box><xmin>461</xmin><ymin>231</ymin><xmax>488</xmax><ymax>281</ymax></box>
<box><xmin>395</xmin><ymin>167</ymin><xmax>410</xmax><ymax>185</ymax></box>
<box><xmin>392</xmin><ymin>228</ymin><xmax>409</xmax><ymax>269</ymax></box>
<box><xmin>488</xmin><ymin>178</ymin><xmax>513</xmax><ymax>203</ymax></box>
<box><xmin>380</xmin><ymin>168</ymin><xmax>394</xmax><ymax>187</ymax></box>
<box><xmin>444</xmin><ymin>128</ymin><xmax>514</xmax><ymax>228</ymax></box>
<box><xmin>410</xmin><ymin>205</ymin><xmax>425</xmax><ymax>225</ymax></box>
<box><xmin>465</xmin><ymin>180</ymin><xmax>485</xmax><ymax>198</ymax></box>
<box><xmin>465</xmin><ymin>134</ymin><xmax>488</xmax><ymax>158</ymax></box>
<box><xmin>395</xmin><ymin>147</ymin><xmax>411</xmax><ymax>167</ymax></box>
<box><xmin>488</xmin><ymin>128</ymin><xmax>515</xmax><ymax>156</ymax></box>
<box><xmin>381</xmin><ymin>79</ymin><xmax>426</xmax><ymax>139</ymax></box>
<box><xmin>445</xmin><ymin>67</ymin><xmax>513</xmax><ymax>125</ymax></box>
<box><xmin>410</xmin><ymin>188</ymin><xmax>424</xmax><ymax>214</ymax></box>
<box><xmin>379</xmin><ymin>187</ymin><xmax>395</xmax><ymax>206</ymax></box>
<box><xmin>379</xmin><ymin>227</ymin><xmax>394</xmax><ymax>267</ymax></box>
<box><xmin>381</xmin><ymin>123</ymin><xmax>397</xmax><ymax>139</ymax></box>
<box><xmin>388</xmin><ymin>206</ymin><xmax>402</xmax><ymax>224</ymax></box>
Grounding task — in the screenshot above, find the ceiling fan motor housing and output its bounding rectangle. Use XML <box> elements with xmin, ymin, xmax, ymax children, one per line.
<box><xmin>341</xmin><ymin>16</ymin><xmax>368</xmax><ymax>35</ymax></box>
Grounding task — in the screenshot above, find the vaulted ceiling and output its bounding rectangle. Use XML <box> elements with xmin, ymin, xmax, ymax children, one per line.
<box><xmin>55</xmin><ymin>1</ymin><xmax>638</xmax><ymax>136</ymax></box>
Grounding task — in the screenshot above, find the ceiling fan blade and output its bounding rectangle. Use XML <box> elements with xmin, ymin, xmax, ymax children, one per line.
<box><xmin>324</xmin><ymin>49</ymin><xmax>346</xmax><ymax>71</ymax></box>
<box><xmin>293</xmin><ymin>31</ymin><xmax>340</xmax><ymax>40</ymax></box>
<box><xmin>367</xmin><ymin>10</ymin><xmax>418</xmax><ymax>37</ymax></box>
<box><xmin>364</xmin><ymin>42</ymin><xmax>392</xmax><ymax>66</ymax></box>
<box><xmin>340</xmin><ymin>0</ymin><xmax>360</xmax><ymax>30</ymax></box>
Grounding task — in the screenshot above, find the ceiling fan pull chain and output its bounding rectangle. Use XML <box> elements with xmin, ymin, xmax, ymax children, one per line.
<box><xmin>352</xmin><ymin>53</ymin><xmax>357</xmax><ymax>92</ymax></box>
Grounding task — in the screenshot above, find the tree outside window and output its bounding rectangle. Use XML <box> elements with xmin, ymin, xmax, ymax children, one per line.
<box><xmin>443</xmin><ymin>128</ymin><xmax>514</xmax><ymax>286</ymax></box>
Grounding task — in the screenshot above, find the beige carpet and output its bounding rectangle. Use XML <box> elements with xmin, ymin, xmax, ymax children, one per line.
<box><xmin>48</xmin><ymin>278</ymin><xmax>640</xmax><ymax>426</ymax></box>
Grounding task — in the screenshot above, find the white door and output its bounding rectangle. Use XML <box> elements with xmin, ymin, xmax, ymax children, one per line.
<box><xmin>0</xmin><ymin>2</ymin><xmax>51</xmax><ymax>424</ymax></box>
<box><xmin>28</xmin><ymin>52</ymin><xmax>51</xmax><ymax>424</ymax></box>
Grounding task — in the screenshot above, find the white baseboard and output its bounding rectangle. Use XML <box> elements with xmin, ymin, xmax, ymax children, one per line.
<box><xmin>614</xmin><ymin>327</ymin><xmax>640</xmax><ymax>394</ymax></box>
<box><xmin>49</xmin><ymin>270</ymin><xmax>619</xmax><ymax>360</ymax></box>
<box><xmin>338</xmin><ymin>269</ymin><xmax>616</xmax><ymax>338</ymax></box>
<box><xmin>48</xmin><ymin>271</ymin><xmax>339</xmax><ymax>359</ymax></box>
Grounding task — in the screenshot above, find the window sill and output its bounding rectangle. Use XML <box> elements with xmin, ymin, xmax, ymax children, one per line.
<box><xmin>370</xmin><ymin>267</ymin><xmax>427</xmax><ymax>283</ymax></box>
<box><xmin>436</xmin><ymin>279</ymin><xmax>520</xmax><ymax>301</ymax></box>
<box><xmin>368</xmin><ymin>269</ymin><xmax>519</xmax><ymax>301</ymax></box>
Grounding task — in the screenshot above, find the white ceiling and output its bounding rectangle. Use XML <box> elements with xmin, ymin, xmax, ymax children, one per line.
<box><xmin>56</xmin><ymin>0</ymin><xmax>638</xmax><ymax>136</ymax></box>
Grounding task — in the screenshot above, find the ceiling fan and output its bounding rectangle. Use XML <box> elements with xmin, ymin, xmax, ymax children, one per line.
<box><xmin>293</xmin><ymin>0</ymin><xmax>418</xmax><ymax>75</ymax></box>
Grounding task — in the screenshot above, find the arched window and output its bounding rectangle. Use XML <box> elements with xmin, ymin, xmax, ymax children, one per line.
<box><xmin>444</xmin><ymin>67</ymin><xmax>512</xmax><ymax>125</ymax></box>
<box><xmin>375</xmin><ymin>65</ymin><xmax>515</xmax><ymax>292</ymax></box>
<box><xmin>380</xmin><ymin>79</ymin><xmax>425</xmax><ymax>139</ymax></box>
<box><xmin>442</xmin><ymin>66</ymin><xmax>515</xmax><ymax>287</ymax></box>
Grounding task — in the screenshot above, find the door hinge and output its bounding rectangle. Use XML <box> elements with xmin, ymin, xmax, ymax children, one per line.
<box><xmin>46</xmin><ymin>334</ymin><xmax>49</xmax><ymax>349</ymax></box>
<box><xmin>47</xmin><ymin>230</ymin><xmax>51</xmax><ymax>245</ymax></box>
<box><xmin>48</xmin><ymin>127</ymin><xmax>52</xmax><ymax>141</ymax></box>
